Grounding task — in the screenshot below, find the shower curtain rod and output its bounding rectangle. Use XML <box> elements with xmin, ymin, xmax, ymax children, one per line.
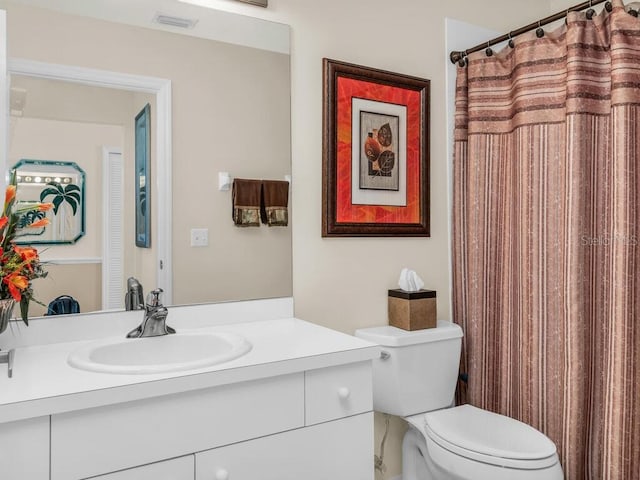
<box><xmin>449</xmin><ymin>0</ymin><xmax>613</xmax><ymax>64</ymax></box>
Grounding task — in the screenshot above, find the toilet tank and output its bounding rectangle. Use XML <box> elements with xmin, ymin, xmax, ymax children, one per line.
<box><xmin>355</xmin><ymin>321</ymin><xmax>463</xmax><ymax>417</ymax></box>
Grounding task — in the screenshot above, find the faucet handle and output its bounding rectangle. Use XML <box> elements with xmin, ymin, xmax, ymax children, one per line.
<box><xmin>146</xmin><ymin>288</ymin><xmax>164</xmax><ymax>307</ymax></box>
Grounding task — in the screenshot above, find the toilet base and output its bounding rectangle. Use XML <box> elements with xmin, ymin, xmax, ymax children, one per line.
<box><xmin>402</xmin><ymin>424</ymin><xmax>564</xmax><ymax>480</ymax></box>
<box><xmin>402</xmin><ymin>427</ymin><xmax>439</xmax><ymax>479</ymax></box>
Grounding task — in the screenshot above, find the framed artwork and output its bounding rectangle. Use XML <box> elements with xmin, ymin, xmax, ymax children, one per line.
<box><xmin>322</xmin><ymin>58</ymin><xmax>430</xmax><ymax>237</ymax></box>
<box><xmin>13</xmin><ymin>159</ymin><xmax>86</xmax><ymax>245</ymax></box>
<box><xmin>135</xmin><ymin>103</ymin><xmax>151</xmax><ymax>248</ymax></box>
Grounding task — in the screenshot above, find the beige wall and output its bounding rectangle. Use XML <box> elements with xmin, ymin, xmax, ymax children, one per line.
<box><xmin>9</xmin><ymin>117</ymin><xmax>122</xmax><ymax>259</ymax></box>
<box><xmin>1</xmin><ymin>1</ymin><xmax>292</xmax><ymax>307</ymax></box>
<box><xmin>13</xmin><ymin>80</ymin><xmax>160</xmax><ymax>307</ymax></box>
<box><xmin>2</xmin><ymin>0</ymin><xmax>560</xmax><ymax>478</ymax></box>
<box><xmin>8</xmin><ymin>77</ymin><xmax>159</xmax><ymax>312</ymax></box>
<box><xmin>244</xmin><ymin>1</ymin><xmax>552</xmax><ymax>478</ymax></box>
<box><xmin>278</xmin><ymin>0</ymin><xmax>549</xmax><ymax>331</ymax></box>
<box><xmin>551</xmin><ymin>0</ymin><xmax>589</xmax><ymax>11</ymax></box>
<box><xmin>8</xmin><ymin>116</ymin><xmax>122</xmax><ymax>313</ymax></box>
<box><xmin>10</xmin><ymin>74</ymin><xmax>134</xmax><ymax>124</ymax></box>
<box><xmin>30</xmin><ymin>263</ymin><xmax>101</xmax><ymax>316</ymax></box>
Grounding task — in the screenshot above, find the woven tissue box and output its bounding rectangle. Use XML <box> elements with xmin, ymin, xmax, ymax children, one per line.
<box><xmin>388</xmin><ymin>289</ymin><xmax>437</xmax><ymax>331</ymax></box>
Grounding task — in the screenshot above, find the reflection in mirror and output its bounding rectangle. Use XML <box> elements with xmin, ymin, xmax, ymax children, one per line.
<box><xmin>2</xmin><ymin>0</ymin><xmax>292</xmax><ymax>317</ymax></box>
<box><xmin>13</xmin><ymin>159</ymin><xmax>86</xmax><ymax>245</ymax></box>
<box><xmin>134</xmin><ymin>104</ymin><xmax>151</xmax><ymax>249</ymax></box>
<box><xmin>9</xmin><ymin>75</ymin><xmax>157</xmax><ymax>316</ymax></box>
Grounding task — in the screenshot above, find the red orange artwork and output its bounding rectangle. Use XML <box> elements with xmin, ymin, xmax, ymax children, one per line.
<box><xmin>322</xmin><ymin>59</ymin><xmax>430</xmax><ymax>237</ymax></box>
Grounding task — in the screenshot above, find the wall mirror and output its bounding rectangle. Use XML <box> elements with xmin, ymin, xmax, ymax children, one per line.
<box><xmin>13</xmin><ymin>159</ymin><xmax>86</xmax><ymax>245</ymax></box>
<box><xmin>1</xmin><ymin>0</ymin><xmax>292</xmax><ymax>318</ymax></box>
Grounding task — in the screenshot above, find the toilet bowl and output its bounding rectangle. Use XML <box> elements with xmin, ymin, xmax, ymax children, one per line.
<box><xmin>355</xmin><ymin>322</ymin><xmax>564</xmax><ymax>480</ymax></box>
<box><xmin>404</xmin><ymin>405</ymin><xmax>564</xmax><ymax>480</ymax></box>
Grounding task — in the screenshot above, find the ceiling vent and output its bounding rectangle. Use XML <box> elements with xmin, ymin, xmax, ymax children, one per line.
<box><xmin>178</xmin><ymin>0</ymin><xmax>268</xmax><ymax>8</ymax></box>
<box><xmin>153</xmin><ymin>13</ymin><xmax>199</xmax><ymax>29</ymax></box>
<box><xmin>236</xmin><ymin>0</ymin><xmax>268</xmax><ymax>6</ymax></box>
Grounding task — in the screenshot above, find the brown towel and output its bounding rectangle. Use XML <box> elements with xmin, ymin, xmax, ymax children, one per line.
<box><xmin>261</xmin><ymin>180</ymin><xmax>289</xmax><ymax>226</ymax></box>
<box><xmin>232</xmin><ymin>179</ymin><xmax>262</xmax><ymax>227</ymax></box>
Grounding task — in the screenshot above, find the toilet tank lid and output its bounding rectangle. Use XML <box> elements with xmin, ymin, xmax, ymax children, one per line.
<box><xmin>355</xmin><ymin>321</ymin><xmax>462</xmax><ymax>347</ymax></box>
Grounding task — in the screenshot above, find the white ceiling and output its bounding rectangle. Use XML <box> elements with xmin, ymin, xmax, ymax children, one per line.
<box><xmin>2</xmin><ymin>0</ymin><xmax>290</xmax><ymax>53</ymax></box>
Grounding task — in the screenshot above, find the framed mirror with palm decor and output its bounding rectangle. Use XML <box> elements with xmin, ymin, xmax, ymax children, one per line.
<box><xmin>12</xmin><ymin>159</ymin><xmax>85</xmax><ymax>244</ymax></box>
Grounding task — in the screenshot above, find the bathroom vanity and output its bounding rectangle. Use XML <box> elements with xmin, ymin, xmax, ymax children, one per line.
<box><xmin>0</xmin><ymin>298</ymin><xmax>378</xmax><ymax>479</ymax></box>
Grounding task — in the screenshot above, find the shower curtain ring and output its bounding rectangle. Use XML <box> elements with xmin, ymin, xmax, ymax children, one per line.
<box><xmin>536</xmin><ymin>21</ymin><xmax>545</xmax><ymax>38</ymax></box>
<box><xmin>458</xmin><ymin>51</ymin><xmax>468</xmax><ymax>67</ymax></box>
<box><xmin>508</xmin><ymin>32</ymin><xmax>515</xmax><ymax>48</ymax></box>
<box><xmin>485</xmin><ymin>42</ymin><xmax>493</xmax><ymax>57</ymax></box>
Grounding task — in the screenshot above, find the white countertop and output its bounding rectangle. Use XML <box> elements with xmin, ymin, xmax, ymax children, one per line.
<box><xmin>0</xmin><ymin>318</ymin><xmax>379</xmax><ymax>424</ymax></box>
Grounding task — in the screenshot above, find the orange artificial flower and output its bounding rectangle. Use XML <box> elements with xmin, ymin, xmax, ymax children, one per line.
<box><xmin>0</xmin><ymin>171</ymin><xmax>50</xmax><ymax>325</ymax></box>
<box><xmin>3</xmin><ymin>272</ymin><xmax>28</xmax><ymax>302</ymax></box>
<box><xmin>14</xmin><ymin>246</ymin><xmax>38</xmax><ymax>263</ymax></box>
<box><xmin>4</xmin><ymin>185</ymin><xmax>16</xmax><ymax>206</ymax></box>
<box><xmin>28</xmin><ymin>218</ymin><xmax>50</xmax><ymax>229</ymax></box>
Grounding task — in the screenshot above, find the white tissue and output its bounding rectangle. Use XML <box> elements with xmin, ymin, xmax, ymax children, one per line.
<box><xmin>398</xmin><ymin>268</ymin><xmax>425</xmax><ymax>292</ymax></box>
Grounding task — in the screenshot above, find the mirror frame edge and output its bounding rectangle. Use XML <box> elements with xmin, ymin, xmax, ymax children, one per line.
<box><xmin>4</xmin><ymin>57</ymin><xmax>173</xmax><ymax>305</ymax></box>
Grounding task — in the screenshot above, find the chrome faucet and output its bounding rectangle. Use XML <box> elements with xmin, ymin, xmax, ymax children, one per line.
<box><xmin>126</xmin><ymin>288</ymin><xmax>175</xmax><ymax>338</ymax></box>
<box><xmin>125</xmin><ymin>277</ymin><xmax>144</xmax><ymax>311</ymax></box>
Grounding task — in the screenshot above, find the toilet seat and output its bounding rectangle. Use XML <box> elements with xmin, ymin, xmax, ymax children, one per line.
<box><xmin>424</xmin><ymin>405</ymin><xmax>558</xmax><ymax>470</ymax></box>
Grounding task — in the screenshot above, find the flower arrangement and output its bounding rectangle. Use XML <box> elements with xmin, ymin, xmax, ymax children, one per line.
<box><xmin>0</xmin><ymin>170</ymin><xmax>52</xmax><ymax>325</ymax></box>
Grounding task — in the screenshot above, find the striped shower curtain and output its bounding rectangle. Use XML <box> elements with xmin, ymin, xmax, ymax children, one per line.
<box><xmin>452</xmin><ymin>1</ymin><xmax>640</xmax><ymax>478</ymax></box>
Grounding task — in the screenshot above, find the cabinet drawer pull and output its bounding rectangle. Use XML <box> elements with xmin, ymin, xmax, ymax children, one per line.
<box><xmin>215</xmin><ymin>468</ymin><xmax>229</xmax><ymax>480</ymax></box>
<box><xmin>337</xmin><ymin>387</ymin><xmax>350</xmax><ymax>399</ymax></box>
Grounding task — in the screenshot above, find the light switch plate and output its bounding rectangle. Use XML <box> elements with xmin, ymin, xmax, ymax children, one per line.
<box><xmin>190</xmin><ymin>228</ymin><xmax>209</xmax><ymax>247</ymax></box>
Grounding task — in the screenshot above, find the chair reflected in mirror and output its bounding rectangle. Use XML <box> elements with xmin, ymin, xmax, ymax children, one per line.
<box><xmin>45</xmin><ymin>295</ymin><xmax>80</xmax><ymax>316</ymax></box>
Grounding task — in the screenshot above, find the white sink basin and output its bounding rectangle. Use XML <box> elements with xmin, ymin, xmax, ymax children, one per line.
<box><xmin>68</xmin><ymin>331</ymin><xmax>252</xmax><ymax>374</ymax></box>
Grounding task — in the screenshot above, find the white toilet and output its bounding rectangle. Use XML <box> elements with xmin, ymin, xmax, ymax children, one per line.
<box><xmin>355</xmin><ymin>321</ymin><xmax>564</xmax><ymax>480</ymax></box>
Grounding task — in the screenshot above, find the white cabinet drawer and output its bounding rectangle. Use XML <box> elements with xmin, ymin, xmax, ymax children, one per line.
<box><xmin>304</xmin><ymin>361</ymin><xmax>372</xmax><ymax>425</ymax></box>
<box><xmin>51</xmin><ymin>373</ymin><xmax>304</xmax><ymax>480</ymax></box>
<box><xmin>195</xmin><ymin>412</ymin><xmax>373</xmax><ymax>480</ymax></box>
<box><xmin>91</xmin><ymin>455</ymin><xmax>193</xmax><ymax>480</ymax></box>
<box><xmin>0</xmin><ymin>416</ymin><xmax>49</xmax><ymax>480</ymax></box>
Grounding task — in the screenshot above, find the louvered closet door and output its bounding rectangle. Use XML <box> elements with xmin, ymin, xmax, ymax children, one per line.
<box><xmin>102</xmin><ymin>147</ymin><xmax>124</xmax><ymax>310</ymax></box>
